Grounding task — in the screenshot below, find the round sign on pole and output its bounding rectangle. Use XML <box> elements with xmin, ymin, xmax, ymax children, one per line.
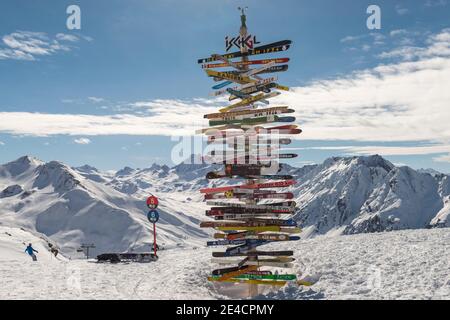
<box><xmin>146</xmin><ymin>195</ymin><xmax>159</xmax><ymax>209</ymax></box>
<box><xmin>147</xmin><ymin>210</ymin><xmax>159</xmax><ymax>223</ymax></box>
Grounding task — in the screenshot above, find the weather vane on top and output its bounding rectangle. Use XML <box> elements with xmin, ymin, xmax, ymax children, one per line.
<box><xmin>225</xmin><ymin>7</ymin><xmax>259</xmax><ymax>52</ymax></box>
<box><xmin>238</xmin><ymin>6</ymin><xmax>247</xmax><ymax>13</ymax></box>
<box><xmin>238</xmin><ymin>6</ymin><xmax>248</xmax><ymax>29</ymax></box>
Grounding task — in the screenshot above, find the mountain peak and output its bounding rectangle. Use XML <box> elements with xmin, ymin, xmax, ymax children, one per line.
<box><xmin>0</xmin><ymin>155</ymin><xmax>43</xmax><ymax>177</ymax></box>
<box><xmin>116</xmin><ymin>166</ymin><xmax>135</xmax><ymax>176</ymax></box>
<box><xmin>75</xmin><ymin>164</ymin><xmax>99</xmax><ymax>173</ymax></box>
<box><xmin>149</xmin><ymin>163</ymin><xmax>161</xmax><ymax>171</ymax></box>
<box><xmin>321</xmin><ymin>155</ymin><xmax>394</xmax><ymax>173</ymax></box>
<box><xmin>418</xmin><ymin>168</ymin><xmax>443</xmax><ymax>177</ymax></box>
<box><xmin>0</xmin><ymin>153</ymin><xmax>448</xmax><ymax>258</ymax></box>
<box><xmin>33</xmin><ymin>160</ymin><xmax>81</xmax><ymax>191</ymax></box>
<box><xmin>16</xmin><ymin>155</ymin><xmax>35</xmax><ymax>163</ymax></box>
<box><xmin>11</xmin><ymin>155</ymin><xmax>42</xmax><ymax>166</ymax></box>
<box><xmin>356</xmin><ymin>154</ymin><xmax>394</xmax><ymax>172</ymax></box>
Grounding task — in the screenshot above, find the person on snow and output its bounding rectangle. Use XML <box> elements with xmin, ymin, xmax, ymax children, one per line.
<box><xmin>25</xmin><ymin>243</ymin><xmax>39</xmax><ymax>261</ymax></box>
<box><xmin>48</xmin><ymin>243</ymin><xmax>58</xmax><ymax>257</ymax></box>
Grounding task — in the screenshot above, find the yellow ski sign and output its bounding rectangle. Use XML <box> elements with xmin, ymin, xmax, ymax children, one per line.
<box><xmin>219</xmin><ymin>92</ymin><xmax>280</xmax><ymax>113</ymax></box>
<box><xmin>204</xmin><ymin>69</ymin><xmax>253</xmax><ymax>84</ymax></box>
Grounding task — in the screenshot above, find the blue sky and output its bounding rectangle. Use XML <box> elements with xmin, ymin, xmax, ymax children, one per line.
<box><xmin>0</xmin><ymin>0</ymin><xmax>449</xmax><ymax>172</ymax></box>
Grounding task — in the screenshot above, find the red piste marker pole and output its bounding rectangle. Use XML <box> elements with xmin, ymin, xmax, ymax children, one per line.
<box><xmin>153</xmin><ymin>222</ymin><xmax>157</xmax><ymax>257</ymax></box>
<box><xmin>146</xmin><ymin>195</ymin><xmax>160</xmax><ymax>258</ymax></box>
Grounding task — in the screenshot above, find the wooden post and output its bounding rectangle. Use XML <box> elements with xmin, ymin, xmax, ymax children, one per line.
<box><xmin>237</xmin><ymin>7</ymin><xmax>259</xmax><ymax>297</ymax></box>
<box><xmin>245</xmin><ymin>180</ymin><xmax>259</xmax><ymax>298</ymax></box>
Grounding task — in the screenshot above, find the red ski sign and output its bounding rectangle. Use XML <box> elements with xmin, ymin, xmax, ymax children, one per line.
<box><xmin>146</xmin><ymin>195</ymin><xmax>159</xmax><ymax>209</ymax></box>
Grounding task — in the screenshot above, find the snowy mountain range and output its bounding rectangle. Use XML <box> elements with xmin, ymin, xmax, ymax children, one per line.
<box><xmin>0</xmin><ymin>155</ymin><xmax>449</xmax><ymax>256</ymax></box>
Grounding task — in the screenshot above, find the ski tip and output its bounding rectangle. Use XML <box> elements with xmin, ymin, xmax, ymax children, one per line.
<box><xmin>206</xmin><ymin>172</ymin><xmax>220</xmax><ymax>179</ymax></box>
<box><xmin>278</xmin><ymin>116</ymin><xmax>296</xmax><ymax>123</ymax></box>
<box><xmin>296</xmin><ymin>279</ymin><xmax>315</xmax><ymax>287</ymax></box>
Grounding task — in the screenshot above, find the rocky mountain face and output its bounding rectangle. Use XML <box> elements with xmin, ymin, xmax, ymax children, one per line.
<box><xmin>0</xmin><ymin>156</ymin><xmax>208</xmax><ymax>256</ymax></box>
<box><xmin>287</xmin><ymin>156</ymin><xmax>448</xmax><ymax>235</ymax></box>
<box><xmin>0</xmin><ymin>155</ymin><xmax>448</xmax><ymax>255</ymax></box>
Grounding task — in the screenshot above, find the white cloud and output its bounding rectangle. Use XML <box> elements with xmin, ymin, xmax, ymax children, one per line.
<box><xmin>0</xmin><ymin>29</ymin><xmax>449</xmax><ymax>160</ymax></box>
<box><xmin>55</xmin><ymin>33</ymin><xmax>79</xmax><ymax>42</ymax></box>
<box><xmin>433</xmin><ymin>154</ymin><xmax>450</xmax><ymax>163</ymax></box>
<box><xmin>340</xmin><ymin>35</ymin><xmax>363</xmax><ymax>43</ymax></box>
<box><xmin>341</xmin><ymin>33</ymin><xmax>386</xmax><ymax>52</ymax></box>
<box><xmin>82</xmin><ymin>36</ymin><xmax>94</xmax><ymax>42</ymax></box>
<box><xmin>0</xmin><ymin>141</ymin><xmax>5</xmax><ymax>146</ymax></box>
<box><xmin>340</xmin><ymin>33</ymin><xmax>384</xmax><ymax>44</ymax></box>
<box><xmin>328</xmin><ymin>145</ymin><xmax>450</xmax><ymax>156</ymax></box>
<box><xmin>88</xmin><ymin>97</ymin><xmax>105</xmax><ymax>103</ymax></box>
<box><xmin>0</xmin><ymin>48</ymin><xmax>35</xmax><ymax>61</ymax></box>
<box><xmin>370</xmin><ymin>33</ymin><xmax>386</xmax><ymax>43</ymax></box>
<box><xmin>389</xmin><ymin>30</ymin><xmax>422</xmax><ymax>47</ymax></box>
<box><xmin>361</xmin><ymin>44</ymin><xmax>371</xmax><ymax>52</ymax></box>
<box><xmin>425</xmin><ymin>0</ymin><xmax>447</xmax><ymax>7</ymax></box>
<box><xmin>296</xmin><ymin>146</ymin><xmax>361</xmax><ymax>151</ymax></box>
<box><xmin>295</xmin><ymin>161</ymin><xmax>317</xmax><ymax>166</ymax></box>
<box><xmin>390</xmin><ymin>29</ymin><xmax>408</xmax><ymax>37</ymax></box>
<box><xmin>0</xmin><ymin>30</ymin><xmax>90</xmax><ymax>61</ymax></box>
<box><xmin>398</xmin><ymin>38</ymin><xmax>415</xmax><ymax>46</ymax></box>
<box><xmin>74</xmin><ymin>137</ymin><xmax>91</xmax><ymax>145</ymax></box>
<box><xmin>395</xmin><ymin>5</ymin><xmax>409</xmax><ymax>15</ymax></box>
<box><xmin>378</xmin><ymin>29</ymin><xmax>450</xmax><ymax>60</ymax></box>
<box><xmin>378</xmin><ymin>46</ymin><xmax>424</xmax><ymax>60</ymax></box>
<box><xmin>0</xmin><ymin>111</ymin><xmax>209</xmax><ymax>137</ymax></box>
<box><xmin>275</xmin><ymin>54</ymin><xmax>450</xmax><ymax>143</ymax></box>
<box><xmin>299</xmin><ymin>144</ymin><xmax>450</xmax><ymax>164</ymax></box>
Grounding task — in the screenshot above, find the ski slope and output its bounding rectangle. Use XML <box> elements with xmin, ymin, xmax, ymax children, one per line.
<box><xmin>0</xmin><ymin>156</ymin><xmax>208</xmax><ymax>257</ymax></box>
<box><xmin>1</xmin><ymin>226</ymin><xmax>448</xmax><ymax>300</ymax></box>
<box><xmin>1</xmin><ymin>155</ymin><xmax>449</xmax><ymax>260</ymax></box>
<box><xmin>0</xmin><ymin>226</ymin><xmax>66</xmax><ymax>263</ymax></box>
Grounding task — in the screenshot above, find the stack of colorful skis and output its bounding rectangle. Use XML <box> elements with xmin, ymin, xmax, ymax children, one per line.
<box><xmin>197</xmin><ymin>8</ymin><xmax>305</xmax><ymax>292</ymax></box>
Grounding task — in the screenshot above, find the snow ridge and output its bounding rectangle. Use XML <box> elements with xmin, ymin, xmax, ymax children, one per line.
<box><xmin>0</xmin><ymin>155</ymin><xmax>448</xmax><ymax>257</ymax></box>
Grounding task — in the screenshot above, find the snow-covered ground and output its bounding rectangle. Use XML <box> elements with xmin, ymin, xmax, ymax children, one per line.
<box><xmin>1</xmin><ymin>226</ymin><xmax>448</xmax><ymax>300</ymax></box>
<box><xmin>1</xmin><ymin>155</ymin><xmax>449</xmax><ymax>299</ymax></box>
<box><xmin>0</xmin><ymin>156</ymin><xmax>208</xmax><ymax>257</ymax></box>
<box><xmin>1</xmin><ymin>155</ymin><xmax>450</xmax><ymax>259</ymax></box>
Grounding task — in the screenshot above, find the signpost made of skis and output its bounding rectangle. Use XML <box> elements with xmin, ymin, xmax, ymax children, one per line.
<box><xmin>197</xmin><ymin>7</ymin><xmax>313</xmax><ymax>296</ymax></box>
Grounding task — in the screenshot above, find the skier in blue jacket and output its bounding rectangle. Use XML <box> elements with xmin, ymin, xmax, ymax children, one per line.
<box><xmin>25</xmin><ymin>243</ymin><xmax>39</xmax><ymax>261</ymax></box>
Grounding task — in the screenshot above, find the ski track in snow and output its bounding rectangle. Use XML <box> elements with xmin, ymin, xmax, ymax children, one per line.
<box><xmin>1</xmin><ymin>226</ymin><xmax>449</xmax><ymax>300</ymax></box>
